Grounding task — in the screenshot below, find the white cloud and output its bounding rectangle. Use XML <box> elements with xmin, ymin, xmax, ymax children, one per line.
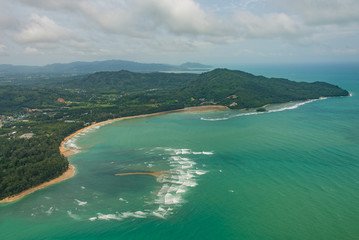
<box><xmin>16</xmin><ymin>14</ymin><xmax>73</xmax><ymax>44</ymax></box>
<box><xmin>11</xmin><ymin>0</ymin><xmax>226</xmax><ymax>38</ymax></box>
<box><xmin>1</xmin><ymin>0</ymin><xmax>358</xmax><ymax>64</ymax></box>
<box><xmin>233</xmin><ymin>11</ymin><xmax>302</xmax><ymax>38</ymax></box>
<box><xmin>272</xmin><ymin>0</ymin><xmax>359</xmax><ymax>25</ymax></box>
<box><xmin>134</xmin><ymin>0</ymin><xmax>221</xmax><ymax>35</ymax></box>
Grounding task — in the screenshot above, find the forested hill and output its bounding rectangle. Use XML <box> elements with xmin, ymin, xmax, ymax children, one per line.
<box><xmin>62</xmin><ymin>68</ymin><xmax>349</xmax><ymax>109</ymax></box>
<box><xmin>64</xmin><ymin>71</ymin><xmax>197</xmax><ymax>93</ymax></box>
<box><xmin>182</xmin><ymin>69</ymin><xmax>349</xmax><ymax>109</ymax></box>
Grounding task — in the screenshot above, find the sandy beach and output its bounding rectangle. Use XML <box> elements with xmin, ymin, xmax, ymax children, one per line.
<box><xmin>0</xmin><ymin>105</ymin><xmax>228</xmax><ymax>204</ymax></box>
<box><xmin>0</xmin><ymin>165</ymin><xmax>76</xmax><ymax>204</ymax></box>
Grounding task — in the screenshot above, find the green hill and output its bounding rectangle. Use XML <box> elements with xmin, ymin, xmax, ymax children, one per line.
<box><xmin>65</xmin><ymin>70</ymin><xmax>197</xmax><ymax>93</ymax></box>
<box><xmin>183</xmin><ymin>69</ymin><xmax>349</xmax><ymax>109</ymax></box>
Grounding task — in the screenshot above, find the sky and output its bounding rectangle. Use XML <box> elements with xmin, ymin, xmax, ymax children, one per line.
<box><xmin>0</xmin><ymin>0</ymin><xmax>358</xmax><ymax>66</ymax></box>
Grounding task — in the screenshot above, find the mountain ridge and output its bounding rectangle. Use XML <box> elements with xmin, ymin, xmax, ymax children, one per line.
<box><xmin>0</xmin><ymin>59</ymin><xmax>212</xmax><ymax>75</ymax></box>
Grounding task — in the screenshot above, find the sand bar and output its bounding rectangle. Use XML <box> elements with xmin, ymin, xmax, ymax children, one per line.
<box><xmin>1</xmin><ymin>105</ymin><xmax>228</xmax><ymax>204</ymax></box>
<box><xmin>115</xmin><ymin>172</ymin><xmax>164</xmax><ymax>178</ymax></box>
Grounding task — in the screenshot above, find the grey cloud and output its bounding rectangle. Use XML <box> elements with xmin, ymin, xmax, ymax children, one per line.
<box><xmin>11</xmin><ymin>0</ymin><xmax>78</xmax><ymax>11</ymax></box>
<box><xmin>12</xmin><ymin>0</ymin><xmax>229</xmax><ymax>39</ymax></box>
<box><xmin>134</xmin><ymin>0</ymin><xmax>223</xmax><ymax>35</ymax></box>
<box><xmin>0</xmin><ymin>43</ymin><xmax>5</xmax><ymax>52</ymax></box>
<box><xmin>2</xmin><ymin>0</ymin><xmax>358</xmax><ymax>64</ymax></box>
<box><xmin>14</xmin><ymin>13</ymin><xmax>89</xmax><ymax>56</ymax></box>
<box><xmin>272</xmin><ymin>0</ymin><xmax>359</xmax><ymax>26</ymax></box>
<box><xmin>15</xmin><ymin>14</ymin><xmax>74</xmax><ymax>44</ymax></box>
<box><xmin>233</xmin><ymin>11</ymin><xmax>302</xmax><ymax>39</ymax></box>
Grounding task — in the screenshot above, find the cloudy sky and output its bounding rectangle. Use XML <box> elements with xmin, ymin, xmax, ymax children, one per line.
<box><xmin>0</xmin><ymin>0</ymin><xmax>358</xmax><ymax>66</ymax></box>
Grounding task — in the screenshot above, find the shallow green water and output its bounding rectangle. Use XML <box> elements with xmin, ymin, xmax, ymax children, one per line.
<box><xmin>1</xmin><ymin>64</ymin><xmax>358</xmax><ymax>240</ymax></box>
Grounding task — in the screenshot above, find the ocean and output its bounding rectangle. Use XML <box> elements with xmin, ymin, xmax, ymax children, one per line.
<box><xmin>1</xmin><ymin>63</ymin><xmax>358</xmax><ymax>240</ymax></box>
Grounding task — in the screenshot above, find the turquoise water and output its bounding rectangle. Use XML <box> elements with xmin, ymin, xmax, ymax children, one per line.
<box><xmin>1</xmin><ymin>63</ymin><xmax>359</xmax><ymax>240</ymax></box>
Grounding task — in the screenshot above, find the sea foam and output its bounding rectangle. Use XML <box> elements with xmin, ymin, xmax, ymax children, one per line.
<box><xmin>75</xmin><ymin>199</ymin><xmax>87</xmax><ymax>206</ymax></box>
<box><xmin>90</xmin><ymin>147</ymin><xmax>213</xmax><ymax>221</ymax></box>
<box><xmin>201</xmin><ymin>98</ymin><xmax>325</xmax><ymax>121</ymax></box>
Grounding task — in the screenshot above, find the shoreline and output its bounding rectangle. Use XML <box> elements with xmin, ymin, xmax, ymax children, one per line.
<box><xmin>0</xmin><ymin>165</ymin><xmax>76</xmax><ymax>204</ymax></box>
<box><xmin>1</xmin><ymin>105</ymin><xmax>228</xmax><ymax>204</ymax></box>
<box><xmin>59</xmin><ymin>105</ymin><xmax>228</xmax><ymax>158</ymax></box>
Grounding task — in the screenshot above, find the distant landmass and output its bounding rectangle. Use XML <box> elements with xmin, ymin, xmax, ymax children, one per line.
<box><xmin>0</xmin><ymin>60</ymin><xmax>212</xmax><ymax>75</ymax></box>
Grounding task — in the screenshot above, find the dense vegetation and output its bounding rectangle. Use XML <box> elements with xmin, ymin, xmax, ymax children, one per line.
<box><xmin>64</xmin><ymin>71</ymin><xmax>197</xmax><ymax>93</ymax></box>
<box><xmin>0</xmin><ymin>68</ymin><xmax>349</xmax><ymax>200</ymax></box>
<box><xmin>184</xmin><ymin>69</ymin><xmax>349</xmax><ymax>108</ymax></box>
<box><xmin>0</xmin><ymin>136</ymin><xmax>68</xmax><ymax>199</ymax></box>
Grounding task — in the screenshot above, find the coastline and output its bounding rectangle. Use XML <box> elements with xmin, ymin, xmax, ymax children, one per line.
<box><xmin>0</xmin><ymin>165</ymin><xmax>76</xmax><ymax>204</ymax></box>
<box><xmin>1</xmin><ymin>105</ymin><xmax>228</xmax><ymax>204</ymax></box>
<box><xmin>59</xmin><ymin>105</ymin><xmax>228</xmax><ymax>158</ymax></box>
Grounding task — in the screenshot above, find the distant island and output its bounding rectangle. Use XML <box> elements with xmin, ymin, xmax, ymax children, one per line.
<box><xmin>0</xmin><ymin>67</ymin><xmax>349</xmax><ymax>202</ymax></box>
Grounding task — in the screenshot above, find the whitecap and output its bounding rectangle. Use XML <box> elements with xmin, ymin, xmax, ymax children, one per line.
<box><xmin>91</xmin><ymin>211</ymin><xmax>151</xmax><ymax>221</ymax></box>
<box><xmin>175</xmin><ymin>149</ymin><xmax>191</xmax><ymax>155</ymax></box>
<box><xmin>119</xmin><ymin>197</ymin><xmax>129</xmax><ymax>203</ymax></box>
<box><xmin>164</xmin><ymin>148</ymin><xmax>192</xmax><ymax>155</ymax></box>
<box><xmin>96</xmin><ymin>213</ymin><xmax>122</xmax><ymax>221</ymax></box>
<box><xmin>195</xmin><ymin>170</ymin><xmax>208</xmax><ymax>175</ymax></box>
<box><xmin>183</xmin><ymin>180</ymin><xmax>198</xmax><ymax>187</ymax></box>
<box><xmin>202</xmin><ymin>151</ymin><xmax>214</xmax><ymax>155</ymax></box>
<box><xmin>45</xmin><ymin>207</ymin><xmax>54</xmax><ymax>215</ymax></box>
<box><xmin>164</xmin><ymin>193</ymin><xmax>182</xmax><ymax>205</ymax></box>
<box><xmin>152</xmin><ymin>211</ymin><xmax>166</xmax><ymax>219</ymax></box>
<box><xmin>176</xmin><ymin>187</ymin><xmax>187</xmax><ymax>194</ymax></box>
<box><xmin>121</xmin><ymin>211</ymin><xmax>147</xmax><ymax>219</ymax></box>
<box><xmin>192</xmin><ymin>151</ymin><xmax>214</xmax><ymax>155</ymax></box>
<box><xmin>75</xmin><ymin>199</ymin><xmax>87</xmax><ymax>206</ymax></box>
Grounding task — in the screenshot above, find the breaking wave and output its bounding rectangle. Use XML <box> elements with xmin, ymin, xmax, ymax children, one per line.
<box><xmin>62</xmin><ymin>122</ymin><xmax>112</xmax><ymax>153</ymax></box>
<box><xmin>89</xmin><ymin>147</ymin><xmax>213</xmax><ymax>221</ymax></box>
<box><xmin>75</xmin><ymin>199</ymin><xmax>87</xmax><ymax>206</ymax></box>
<box><xmin>201</xmin><ymin>98</ymin><xmax>326</xmax><ymax>121</ymax></box>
